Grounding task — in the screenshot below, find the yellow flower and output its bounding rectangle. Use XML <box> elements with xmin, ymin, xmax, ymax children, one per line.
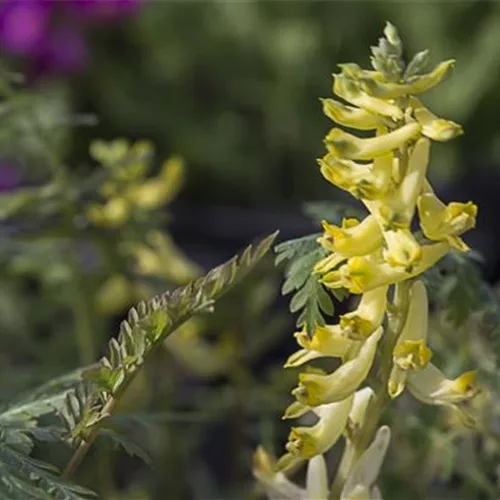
<box><xmin>339</xmin><ymin>286</ymin><xmax>388</xmax><ymax>340</ymax></box>
<box><xmin>388</xmin><ymin>281</ymin><xmax>432</xmax><ymax>398</ymax></box>
<box><xmin>408</xmin><ymin>364</ymin><xmax>478</xmax><ymax>406</ymax></box>
<box><xmin>411</xmin><ymin>98</ymin><xmax>463</xmax><ymax>142</ymax></box>
<box><xmin>417</xmin><ymin>181</ymin><xmax>477</xmax><ymax>251</ymax></box>
<box><xmin>348</xmin><ymin>387</ymin><xmax>375</xmax><ymax>434</ymax></box>
<box><xmin>293</xmin><ymin>328</ymin><xmax>383</xmax><ymax>406</ymax></box>
<box><xmin>382</xmin><ymin>228</ymin><xmax>422</xmax><ymax>270</ymax></box>
<box><xmin>315</xmin><ymin>216</ymin><xmax>383</xmax><ymax>274</ymax></box>
<box><xmin>363</xmin><ymin>138</ymin><xmax>430</xmax><ymax>230</ymax></box>
<box><xmin>252</xmin><ymin>446</ymin><xmax>305</xmax><ymax>499</ymax></box>
<box><xmin>333</xmin><ymin>74</ymin><xmax>404</xmax><ymax>119</ymax></box>
<box><xmin>340</xmin><ymin>426</ymin><xmax>391</xmax><ymax>500</ymax></box>
<box><xmin>126</xmin><ymin>156</ymin><xmax>184</xmax><ymax>209</ymax></box>
<box><xmin>319</xmin><ymin>151</ymin><xmax>394</xmax><ymax>200</ymax></box>
<box><xmin>325</xmin><ymin>123</ymin><xmax>420</xmax><ymax>161</ymax></box>
<box><xmin>305</xmin><ymin>455</ymin><xmax>329</xmax><ymax>500</ymax></box>
<box><xmin>282</xmin><ymin>394</ymin><xmax>354</xmax><ymax>461</ymax></box>
<box><xmin>87</xmin><ymin>197</ymin><xmax>131</xmax><ymax>228</ymax></box>
<box><xmin>321</xmin><ymin>242</ymin><xmax>449</xmax><ymax>294</ymax></box>
<box><xmin>321</xmin><ymin>98</ymin><xmax>383</xmax><ymax>130</ymax></box>
<box><xmin>285</xmin><ymin>325</ymin><xmax>357</xmax><ymax>368</ymax></box>
<box><xmin>357</xmin><ymin>60</ymin><xmax>455</xmax><ymax>99</ymax></box>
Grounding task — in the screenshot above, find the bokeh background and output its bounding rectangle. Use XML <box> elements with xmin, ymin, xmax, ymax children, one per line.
<box><xmin>2</xmin><ymin>1</ymin><xmax>500</xmax><ymax>499</ymax></box>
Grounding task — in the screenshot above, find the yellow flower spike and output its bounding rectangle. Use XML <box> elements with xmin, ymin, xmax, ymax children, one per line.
<box><xmin>306</xmin><ymin>455</ymin><xmax>329</xmax><ymax>500</ymax></box>
<box><xmin>127</xmin><ymin>156</ymin><xmax>185</xmax><ymax>210</ymax></box>
<box><xmin>348</xmin><ymin>387</ymin><xmax>375</xmax><ymax>434</ymax></box>
<box><xmin>358</xmin><ymin>60</ymin><xmax>455</xmax><ymax>99</ymax></box>
<box><xmin>340</xmin><ymin>426</ymin><xmax>391</xmax><ymax>500</ymax></box>
<box><xmin>285</xmin><ymin>325</ymin><xmax>357</xmax><ymax>368</ymax></box>
<box><xmin>382</xmin><ymin>228</ymin><xmax>422</xmax><ymax>270</ymax></box>
<box><xmin>285</xmin><ymin>394</ymin><xmax>354</xmax><ymax>459</ymax></box>
<box><xmin>411</xmin><ymin>98</ymin><xmax>463</xmax><ymax>142</ymax></box>
<box><xmin>325</xmin><ymin>123</ymin><xmax>421</xmax><ymax>161</ymax></box>
<box><xmin>319</xmin><ymin>151</ymin><xmax>394</xmax><ymax>200</ymax></box>
<box><xmin>408</xmin><ymin>364</ymin><xmax>478</xmax><ymax>406</ymax></box>
<box><xmin>321</xmin><ymin>98</ymin><xmax>382</xmax><ymax>130</ymax></box>
<box><xmin>293</xmin><ymin>328</ymin><xmax>383</xmax><ymax>406</ymax></box>
<box><xmin>364</xmin><ymin>138</ymin><xmax>430</xmax><ymax>230</ymax></box>
<box><xmin>321</xmin><ymin>242</ymin><xmax>449</xmax><ymax>294</ymax></box>
<box><xmin>333</xmin><ymin>74</ymin><xmax>404</xmax><ymax>120</ymax></box>
<box><xmin>90</xmin><ymin>138</ymin><xmax>129</xmax><ymax>165</ymax></box>
<box><xmin>417</xmin><ymin>182</ymin><xmax>477</xmax><ymax>251</ymax></box>
<box><xmin>252</xmin><ymin>446</ymin><xmax>305</xmax><ymax>499</ymax></box>
<box><xmin>339</xmin><ymin>286</ymin><xmax>388</xmax><ymax>341</ymax></box>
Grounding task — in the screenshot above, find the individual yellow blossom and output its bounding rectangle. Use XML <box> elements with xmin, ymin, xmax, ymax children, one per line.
<box><xmin>253</xmin><ymin>448</ymin><xmax>329</xmax><ymax>500</ymax></box>
<box><xmin>321</xmin><ymin>242</ymin><xmax>449</xmax><ymax>294</ymax></box>
<box><xmin>126</xmin><ymin>156</ymin><xmax>184</xmax><ymax>209</ymax></box>
<box><xmin>94</xmin><ymin>274</ymin><xmax>134</xmax><ymax>314</ymax></box>
<box><xmin>321</xmin><ymin>98</ymin><xmax>383</xmax><ymax>130</ymax></box>
<box><xmin>315</xmin><ymin>216</ymin><xmax>383</xmax><ymax>274</ymax></box>
<box><xmin>388</xmin><ymin>281</ymin><xmax>432</xmax><ymax>398</ymax></box>
<box><xmin>382</xmin><ymin>228</ymin><xmax>422</xmax><ymax>270</ymax></box>
<box><xmin>340</xmin><ymin>426</ymin><xmax>391</xmax><ymax>500</ymax></box>
<box><xmin>333</xmin><ymin>74</ymin><xmax>403</xmax><ymax>120</ymax></box>
<box><xmin>278</xmin><ymin>394</ymin><xmax>354</xmax><ymax>467</ymax></box>
<box><xmin>339</xmin><ymin>286</ymin><xmax>388</xmax><ymax>341</ymax></box>
<box><xmin>363</xmin><ymin>138</ymin><xmax>430</xmax><ymax>230</ymax></box>
<box><xmin>284</xmin><ymin>325</ymin><xmax>358</xmax><ymax>368</ymax></box>
<box><xmin>325</xmin><ymin>123</ymin><xmax>420</xmax><ymax>161</ymax></box>
<box><xmin>408</xmin><ymin>364</ymin><xmax>478</xmax><ymax>406</ymax></box>
<box><xmin>293</xmin><ymin>328</ymin><xmax>383</xmax><ymax>406</ymax></box>
<box><xmin>411</xmin><ymin>98</ymin><xmax>463</xmax><ymax>142</ymax></box>
<box><xmin>417</xmin><ymin>180</ymin><xmax>477</xmax><ymax>251</ymax></box>
<box><xmin>87</xmin><ymin>197</ymin><xmax>130</xmax><ymax>228</ymax></box>
<box><xmin>348</xmin><ymin>387</ymin><xmax>375</xmax><ymax>435</ymax></box>
<box><xmin>319</xmin><ymin>151</ymin><xmax>394</xmax><ymax>200</ymax></box>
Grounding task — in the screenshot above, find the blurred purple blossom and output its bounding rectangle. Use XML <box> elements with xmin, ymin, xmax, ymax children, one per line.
<box><xmin>0</xmin><ymin>0</ymin><xmax>142</xmax><ymax>76</ymax></box>
<box><xmin>0</xmin><ymin>161</ymin><xmax>20</xmax><ymax>192</ymax></box>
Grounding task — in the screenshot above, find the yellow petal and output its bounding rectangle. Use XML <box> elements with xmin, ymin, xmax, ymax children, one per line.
<box><xmin>285</xmin><ymin>395</ymin><xmax>354</xmax><ymax>459</ymax></box>
<box><xmin>252</xmin><ymin>447</ymin><xmax>305</xmax><ymax>498</ymax></box>
<box><xmin>322</xmin><ymin>98</ymin><xmax>382</xmax><ymax>130</ymax></box>
<box><xmin>293</xmin><ymin>328</ymin><xmax>383</xmax><ymax>406</ymax></box>
<box><xmin>408</xmin><ymin>363</ymin><xmax>478</xmax><ymax>406</ymax></box>
<box><xmin>411</xmin><ymin>98</ymin><xmax>463</xmax><ymax>142</ymax></box>
<box><xmin>417</xmin><ymin>182</ymin><xmax>477</xmax><ymax>251</ymax></box>
<box><xmin>382</xmin><ymin>228</ymin><xmax>422</xmax><ymax>270</ymax></box>
<box><xmin>340</xmin><ymin>426</ymin><xmax>391</xmax><ymax>500</ymax></box>
<box><xmin>306</xmin><ymin>455</ymin><xmax>329</xmax><ymax>500</ymax></box>
<box><xmin>364</xmin><ymin>138</ymin><xmax>430</xmax><ymax>229</ymax></box>
<box><xmin>319</xmin><ymin>151</ymin><xmax>394</xmax><ymax>200</ymax></box>
<box><xmin>322</xmin><ymin>242</ymin><xmax>449</xmax><ymax>294</ymax></box>
<box><xmin>348</xmin><ymin>387</ymin><xmax>375</xmax><ymax>433</ymax></box>
<box><xmin>333</xmin><ymin>74</ymin><xmax>404</xmax><ymax>119</ymax></box>
<box><xmin>315</xmin><ymin>217</ymin><xmax>384</xmax><ymax>274</ymax></box>
<box><xmin>325</xmin><ymin>123</ymin><xmax>420</xmax><ymax>161</ymax></box>
<box><xmin>339</xmin><ymin>286</ymin><xmax>388</xmax><ymax>340</ymax></box>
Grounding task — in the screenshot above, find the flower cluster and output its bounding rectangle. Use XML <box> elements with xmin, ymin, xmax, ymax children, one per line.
<box><xmin>0</xmin><ymin>0</ymin><xmax>141</xmax><ymax>77</ymax></box>
<box><xmin>255</xmin><ymin>23</ymin><xmax>479</xmax><ymax>499</ymax></box>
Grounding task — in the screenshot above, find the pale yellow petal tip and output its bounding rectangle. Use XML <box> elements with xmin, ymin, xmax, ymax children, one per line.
<box><xmin>252</xmin><ymin>446</ymin><xmax>275</xmax><ymax>477</ymax></box>
<box><xmin>282</xmin><ymin>401</ymin><xmax>310</xmax><ymax>420</ymax></box>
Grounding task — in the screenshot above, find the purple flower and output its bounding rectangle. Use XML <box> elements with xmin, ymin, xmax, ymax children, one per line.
<box><xmin>0</xmin><ymin>0</ymin><xmax>50</xmax><ymax>55</ymax></box>
<box><xmin>0</xmin><ymin>161</ymin><xmax>20</xmax><ymax>192</ymax></box>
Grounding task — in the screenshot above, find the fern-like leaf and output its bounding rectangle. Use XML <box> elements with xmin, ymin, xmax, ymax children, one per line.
<box><xmin>275</xmin><ymin>234</ymin><xmax>341</xmax><ymax>334</ymax></box>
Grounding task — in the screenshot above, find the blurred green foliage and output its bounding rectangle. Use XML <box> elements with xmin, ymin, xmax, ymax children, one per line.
<box><xmin>66</xmin><ymin>0</ymin><xmax>500</xmax><ymax>206</ymax></box>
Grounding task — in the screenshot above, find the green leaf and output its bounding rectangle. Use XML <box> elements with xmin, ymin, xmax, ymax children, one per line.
<box><xmin>0</xmin><ymin>428</ymin><xmax>96</xmax><ymax>500</ymax></box>
<box><xmin>275</xmin><ymin>234</ymin><xmax>339</xmax><ymax>333</ymax></box>
<box><xmin>0</xmin><ymin>367</ymin><xmax>88</xmax><ymax>425</ymax></box>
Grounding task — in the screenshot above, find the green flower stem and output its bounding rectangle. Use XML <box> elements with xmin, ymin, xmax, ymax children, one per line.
<box><xmin>330</xmin><ymin>281</ymin><xmax>410</xmax><ymax>499</ymax></box>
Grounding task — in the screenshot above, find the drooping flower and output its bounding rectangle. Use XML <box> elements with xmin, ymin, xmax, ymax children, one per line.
<box><xmin>293</xmin><ymin>328</ymin><xmax>383</xmax><ymax>406</ymax></box>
